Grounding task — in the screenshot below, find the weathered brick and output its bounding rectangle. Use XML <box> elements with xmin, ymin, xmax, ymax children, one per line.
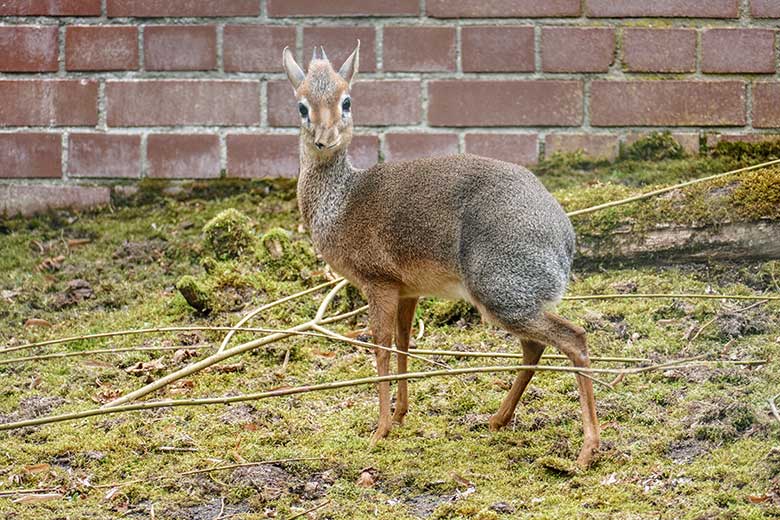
<box><xmin>545</xmin><ymin>133</ymin><xmax>619</xmax><ymax>160</ymax></box>
<box><xmin>107</xmin><ymin>0</ymin><xmax>258</xmax><ymax>17</ymax></box>
<box><xmin>753</xmin><ymin>83</ymin><xmax>780</xmax><ymax>128</ymax></box>
<box><xmin>227</xmin><ymin>134</ymin><xmax>298</xmax><ymax>178</ymax></box>
<box><xmin>268</xmin><ymin>0</ymin><xmax>418</xmax><ymax>16</ymax></box>
<box><xmin>752</xmin><ymin>0</ymin><xmax>780</xmax><ymax>17</ymax></box>
<box><xmin>66</xmin><ymin>26</ymin><xmax>138</xmax><ymax>71</ymax></box>
<box><xmin>0</xmin><ymin>80</ymin><xmax>98</xmax><ymax>127</ymax></box>
<box><xmin>591</xmin><ymin>81</ymin><xmax>745</xmax><ymax>127</ymax></box>
<box><xmin>542</xmin><ymin>27</ymin><xmax>615</xmax><ymax>73</ymax></box>
<box><xmin>622</xmin><ymin>28</ymin><xmax>696</xmax><ymax>73</ymax></box>
<box><xmin>586</xmin><ymin>0</ymin><xmax>738</xmax><ymax>17</ymax></box>
<box><xmin>224</xmin><ymin>26</ymin><xmax>295</xmax><ymax>73</ymax></box>
<box><xmin>0</xmin><ymin>0</ymin><xmax>100</xmax><ymax>15</ymax></box>
<box><xmin>349</xmin><ymin>135</ymin><xmax>379</xmax><ymax>169</ymax></box>
<box><xmin>267</xmin><ymin>80</ymin><xmax>300</xmax><ymax>128</ymax></box>
<box><xmin>464</xmin><ymin>133</ymin><xmax>539</xmax><ymax>165</ymax></box>
<box><xmin>461</xmin><ymin>26</ymin><xmax>534</xmax><ymax>72</ymax></box>
<box><xmin>69</xmin><ymin>134</ymin><xmax>141</xmax><ymax>178</ymax></box>
<box><xmin>384</xmin><ymin>133</ymin><xmax>459</xmax><ymax>162</ymax></box>
<box><xmin>428</xmin><ymin>81</ymin><xmax>582</xmax><ymax>127</ymax></box>
<box><xmin>144</xmin><ymin>26</ymin><xmax>217</xmax><ymax>71</ymax></box>
<box><xmin>702</xmin><ymin>29</ymin><xmax>775</xmax><ymax>74</ymax></box>
<box><xmin>0</xmin><ymin>133</ymin><xmax>61</xmax><ymax>178</ymax></box>
<box><xmin>0</xmin><ymin>185</ymin><xmax>110</xmax><ymax>217</ymax></box>
<box><xmin>303</xmin><ymin>26</ymin><xmax>376</xmax><ymax>72</ymax></box>
<box><xmin>147</xmin><ymin>134</ymin><xmax>221</xmax><ymax>179</ymax></box>
<box><xmin>427</xmin><ymin>0</ymin><xmax>580</xmax><ymax>17</ymax></box>
<box><xmin>625</xmin><ymin>131</ymin><xmax>700</xmax><ymax>156</ymax></box>
<box><xmin>106</xmin><ymin>81</ymin><xmax>260</xmax><ymax>127</ymax></box>
<box><xmin>383</xmin><ymin>27</ymin><xmax>455</xmax><ymax>72</ymax></box>
<box><xmin>351</xmin><ymin>81</ymin><xmax>421</xmax><ymax>126</ymax></box>
<box><xmin>0</xmin><ymin>26</ymin><xmax>58</xmax><ymax>72</ymax></box>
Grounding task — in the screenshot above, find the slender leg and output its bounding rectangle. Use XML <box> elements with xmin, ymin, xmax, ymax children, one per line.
<box><xmin>393</xmin><ymin>297</ymin><xmax>418</xmax><ymax>425</ymax></box>
<box><xmin>515</xmin><ymin>313</ymin><xmax>600</xmax><ymax>467</ymax></box>
<box><xmin>488</xmin><ymin>339</ymin><xmax>545</xmax><ymax>431</ymax></box>
<box><xmin>367</xmin><ymin>285</ymin><xmax>399</xmax><ymax>446</ymax></box>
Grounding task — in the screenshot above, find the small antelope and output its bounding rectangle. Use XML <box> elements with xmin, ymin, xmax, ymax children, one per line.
<box><xmin>283</xmin><ymin>43</ymin><xmax>599</xmax><ymax>467</ymax></box>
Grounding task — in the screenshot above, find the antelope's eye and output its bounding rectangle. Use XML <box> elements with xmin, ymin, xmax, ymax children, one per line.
<box><xmin>342</xmin><ymin>97</ymin><xmax>351</xmax><ymax>112</ymax></box>
<box><xmin>298</xmin><ymin>103</ymin><xmax>308</xmax><ymax>118</ymax></box>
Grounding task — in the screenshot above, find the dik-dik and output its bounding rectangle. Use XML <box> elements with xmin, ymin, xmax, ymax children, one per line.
<box><xmin>283</xmin><ymin>43</ymin><xmax>599</xmax><ymax>467</ymax></box>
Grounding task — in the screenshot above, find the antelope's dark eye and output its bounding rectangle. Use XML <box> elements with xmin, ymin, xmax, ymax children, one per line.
<box><xmin>342</xmin><ymin>97</ymin><xmax>351</xmax><ymax>112</ymax></box>
<box><xmin>298</xmin><ymin>103</ymin><xmax>308</xmax><ymax>118</ymax></box>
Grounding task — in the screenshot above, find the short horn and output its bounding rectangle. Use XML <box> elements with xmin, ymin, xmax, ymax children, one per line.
<box><xmin>320</xmin><ymin>46</ymin><xmax>328</xmax><ymax>61</ymax></box>
<box><xmin>312</xmin><ymin>46</ymin><xmax>319</xmax><ymax>61</ymax></box>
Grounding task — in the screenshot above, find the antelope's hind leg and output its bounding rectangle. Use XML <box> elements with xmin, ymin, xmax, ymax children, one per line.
<box><xmin>489</xmin><ymin>339</ymin><xmax>546</xmax><ymax>431</ymax></box>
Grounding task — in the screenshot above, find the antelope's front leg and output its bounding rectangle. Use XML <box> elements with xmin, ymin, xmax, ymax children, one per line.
<box><xmin>367</xmin><ymin>285</ymin><xmax>399</xmax><ymax>446</ymax></box>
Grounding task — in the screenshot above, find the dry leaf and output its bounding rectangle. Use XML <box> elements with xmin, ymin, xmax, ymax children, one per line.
<box><xmin>24</xmin><ymin>318</ymin><xmax>52</xmax><ymax>328</ymax></box>
<box><xmin>356</xmin><ymin>468</ymin><xmax>377</xmax><ymax>488</ymax></box>
<box><xmin>206</xmin><ymin>362</ymin><xmax>244</xmax><ymax>374</ymax></box>
<box><xmin>67</xmin><ymin>238</ymin><xmax>91</xmax><ymax>248</ymax></box>
<box><xmin>312</xmin><ymin>349</ymin><xmax>336</xmax><ymax>358</ymax></box>
<box><xmin>169</xmin><ymin>380</ymin><xmax>194</xmax><ymax>395</ymax></box>
<box><xmin>748</xmin><ymin>494</ymin><xmax>769</xmax><ymax>504</ymax></box>
<box><xmin>492</xmin><ymin>378</ymin><xmax>512</xmax><ymax>391</ymax></box>
<box><xmin>125</xmin><ymin>357</ymin><xmax>166</xmax><ymax>375</ymax></box>
<box><xmin>83</xmin><ymin>359</ymin><xmax>113</xmax><ymax>369</ymax></box>
<box><xmin>173</xmin><ymin>349</ymin><xmax>197</xmax><ymax>364</ymax></box>
<box><xmin>343</xmin><ymin>328</ymin><xmax>369</xmax><ymax>339</ymax></box>
<box><xmin>23</xmin><ymin>463</ymin><xmax>50</xmax><ymax>474</ymax></box>
<box><xmin>13</xmin><ymin>493</ymin><xmax>62</xmax><ymax>504</ymax></box>
<box><xmin>104</xmin><ymin>487</ymin><xmax>120</xmax><ymax>501</ymax></box>
<box><xmin>36</xmin><ymin>255</ymin><xmax>66</xmax><ymax>272</ymax></box>
<box><xmin>450</xmin><ymin>472</ymin><xmax>474</xmax><ymax>489</ymax></box>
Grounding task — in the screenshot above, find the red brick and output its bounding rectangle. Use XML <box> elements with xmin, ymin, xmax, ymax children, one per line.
<box><xmin>303</xmin><ymin>27</ymin><xmax>376</xmax><ymax>72</ymax></box>
<box><xmin>0</xmin><ymin>133</ymin><xmax>61</xmax><ymax>178</ymax></box>
<box><xmin>384</xmin><ymin>133</ymin><xmax>459</xmax><ymax>163</ymax></box>
<box><xmin>464</xmin><ymin>134</ymin><xmax>538</xmax><ymax>165</ymax></box>
<box><xmin>0</xmin><ymin>0</ymin><xmax>100</xmax><ymax>15</ymax></box>
<box><xmin>753</xmin><ymin>83</ymin><xmax>780</xmax><ymax>128</ymax></box>
<box><xmin>224</xmin><ymin>26</ymin><xmax>295</xmax><ymax>73</ymax></box>
<box><xmin>545</xmin><ymin>133</ymin><xmax>619</xmax><ymax>160</ymax></box>
<box><xmin>702</xmin><ymin>29</ymin><xmax>775</xmax><ymax>74</ymax></box>
<box><xmin>591</xmin><ymin>81</ymin><xmax>745</xmax><ymax>127</ymax></box>
<box><xmin>383</xmin><ymin>27</ymin><xmax>455</xmax><ymax>72</ymax></box>
<box><xmin>147</xmin><ymin>134</ymin><xmax>220</xmax><ymax>179</ymax></box>
<box><xmin>542</xmin><ymin>27</ymin><xmax>614</xmax><ymax>73</ymax></box>
<box><xmin>66</xmin><ymin>26</ymin><xmax>138</xmax><ymax>71</ymax></box>
<box><xmin>752</xmin><ymin>0</ymin><xmax>780</xmax><ymax>17</ymax></box>
<box><xmin>107</xmin><ymin>0</ymin><xmax>258</xmax><ymax>17</ymax></box>
<box><xmin>267</xmin><ymin>80</ymin><xmax>300</xmax><ymax>128</ymax></box>
<box><xmin>227</xmin><ymin>134</ymin><xmax>298</xmax><ymax>178</ymax></box>
<box><xmin>461</xmin><ymin>26</ymin><xmax>534</xmax><ymax>73</ymax></box>
<box><xmin>0</xmin><ymin>26</ymin><xmax>58</xmax><ymax>72</ymax></box>
<box><xmin>622</xmin><ymin>29</ymin><xmax>696</xmax><ymax>73</ymax></box>
<box><xmin>268</xmin><ymin>0</ymin><xmax>418</xmax><ymax>17</ymax></box>
<box><xmin>69</xmin><ymin>134</ymin><xmax>141</xmax><ymax>178</ymax></box>
<box><xmin>0</xmin><ymin>80</ymin><xmax>98</xmax><ymax>127</ymax></box>
<box><xmin>428</xmin><ymin>81</ymin><xmax>582</xmax><ymax>127</ymax></box>
<box><xmin>351</xmin><ymin>81</ymin><xmax>421</xmax><ymax>126</ymax></box>
<box><xmin>0</xmin><ymin>185</ymin><xmax>110</xmax><ymax>217</ymax></box>
<box><xmin>144</xmin><ymin>26</ymin><xmax>216</xmax><ymax>71</ymax></box>
<box><xmin>349</xmin><ymin>135</ymin><xmax>379</xmax><ymax>169</ymax></box>
<box><xmin>586</xmin><ymin>0</ymin><xmax>738</xmax><ymax>17</ymax></box>
<box><xmin>625</xmin><ymin>131</ymin><xmax>700</xmax><ymax>156</ymax></box>
<box><xmin>106</xmin><ymin>81</ymin><xmax>260</xmax><ymax>127</ymax></box>
<box><xmin>427</xmin><ymin>0</ymin><xmax>580</xmax><ymax>17</ymax></box>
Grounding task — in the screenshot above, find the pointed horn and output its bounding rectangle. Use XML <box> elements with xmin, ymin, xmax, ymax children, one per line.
<box><xmin>312</xmin><ymin>46</ymin><xmax>319</xmax><ymax>61</ymax></box>
<box><xmin>320</xmin><ymin>46</ymin><xmax>328</xmax><ymax>61</ymax></box>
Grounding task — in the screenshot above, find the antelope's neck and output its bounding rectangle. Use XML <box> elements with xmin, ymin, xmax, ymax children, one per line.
<box><xmin>296</xmin><ymin>140</ymin><xmax>355</xmax><ymax>235</ymax></box>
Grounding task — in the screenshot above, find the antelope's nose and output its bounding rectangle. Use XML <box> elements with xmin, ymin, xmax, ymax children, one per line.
<box><xmin>315</xmin><ymin>142</ymin><xmax>325</xmax><ymax>150</ymax></box>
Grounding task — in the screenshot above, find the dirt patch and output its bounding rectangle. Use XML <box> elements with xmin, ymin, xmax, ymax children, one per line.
<box><xmin>50</xmin><ymin>279</ymin><xmax>94</xmax><ymax>309</ymax></box>
<box><xmin>113</xmin><ymin>240</ymin><xmax>169</xmax><ymax>265</ymax></box>
<box><xmin>682</xmin><ymin>396</ymin><xmax>763</xmax><ymax>444</ymax></box>
<box><xmin>228</xmin><ymin>464</ymin><xmax>296</xmax><ymax>501</ymax></box>
<box><xmin>667</xmin><ymin>439</ymin><xmax>710</xmax><ymax>464</ymax></box>
<box><xmin>0</xmin><ymin>396</ymin><xmax>65</xmax><ymax>424</ymax></box>
<box><xmin>176</xmin><ymin>498</ymin><xmax>251</xmax><ymax>520</ymax></box>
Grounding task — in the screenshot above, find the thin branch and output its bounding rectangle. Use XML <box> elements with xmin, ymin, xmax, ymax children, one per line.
<box><xmin>0</xmin><ymin>360</ymin><xmax>722</xmax><ymax>432</ymax></box>
<box><xmin>770</xmin><ymin>393</ymin><xmax>780</xmax><ymax>425</ymax></box>
<box><xmin>410</xmin><ymin>349</ymin><xmax>651</xmax><ymax>364</ymax></box>
<box><xmin>565</xmin><ymin>157</ymin><xmax>780</xmax><ymax>217</ymax></box>
<box><xmin>564</xmin><ymin>293</ymin><xmax>780</xmax><ymax>302</ymax></box>
<box><xmin>0</xmin><ymin>344</ymin><xmax>208</xmax><ymax>366</ymax></box>
<box><xmin>217</xmin><ymin>278</ymin><xmax>343</xmax><ymax>353</ymax></box>
<box><xmin>288</xmin><ymin>499</ymin><xmax>330</xmax><ymax>520</ymax></box>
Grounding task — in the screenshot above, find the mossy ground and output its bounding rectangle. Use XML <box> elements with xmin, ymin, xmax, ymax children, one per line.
<box><xmin>1</xmin><ymin>146</ymin><xmax>779</xmax><ymax>519</ymax></box>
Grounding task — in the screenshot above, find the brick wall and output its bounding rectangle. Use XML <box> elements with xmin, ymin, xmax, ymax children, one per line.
<box><xmin>1</xmin><ymin>0</ymin><xmax>780</xmax><ymax>215</ymax></box>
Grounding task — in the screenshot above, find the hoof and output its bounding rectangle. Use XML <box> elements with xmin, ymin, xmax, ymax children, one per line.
<box><xmin>369</xmin><ymin>424</ymin><xmax>392</xmax><ymax>446</ymax></box>
<box><xmin>392</xmin><ymin>410</ymin><xmax>407</xmax><ymax>426</ymax></box>
<box><xmin>488</xmin><ymin>414</ymin><xmax>508</xmax><ymax>432</ymax></box>
<box><xmin>576</xmin><ymin>443</ymin><xmax>599</xmax><ymax>468</ymax></box>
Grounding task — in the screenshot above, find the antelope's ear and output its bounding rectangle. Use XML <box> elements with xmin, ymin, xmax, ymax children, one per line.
<box><xmin>339</xmin><ymin>40</ymin><xmax>360</xmax><ymax>87</ymax></box>
<box><xmin>282</xmin><ymin>46</ymin><xmax>305</xmax><ymax>90</ymax></box>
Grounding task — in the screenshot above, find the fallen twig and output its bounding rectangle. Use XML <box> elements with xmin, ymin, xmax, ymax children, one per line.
<box><xmin>287</xmin><ymin>499</ymin><xmax>330</xmax><ymax>520</ymax></box>
<box><xmin>565</xmin><ymin>157</ymin><xmax>780</xmax><ymax>217</ymax></box>
<box><xmin>564</xmin><ymin>293</ymin><xmax>780</xmax><ymax>302</ymax></box>
<box><xmin>770</xmin><ymin>393</ymin><xmax>780</xmax><ymax>425</ymax></box>
<box><xmin>0</xmin><ymin>359</ymin><xmax>729</xmax><ymax>432</ymax></box>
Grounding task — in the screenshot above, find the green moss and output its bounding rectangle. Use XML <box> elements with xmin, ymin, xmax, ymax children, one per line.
<box><xmin>621</xmin><ymin>131</ymin><xmax>687</xmax><ymax>162</ymax></box>
<box><xmin>711</xmin><ymin>139</ymin><xmax>780</xmax><ymax>164</ymax></box>
<box><xmin>257</xmin><ymin>227</ymin><xmax>318</xmax><ymax>281</ymax></box>
<box><xmin>175</xmin><ymin>275</ymin><xmax>212</xmax><ymax>314</ymax></box>
<box><xmin>202</xmin><ymin>208</ymin><xmax>256</xmax><ymax>260</ymax></box>
<box><xmin>424</xmin><ymin>299</ymin><xmax>480</xmax><ymax>327</ymax></box>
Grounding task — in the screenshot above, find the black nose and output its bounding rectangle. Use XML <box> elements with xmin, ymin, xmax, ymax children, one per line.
<box><xmin>315</xmin><ymin>142</ymin><xmax>325</xmax><ymax>150</ymax></box>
